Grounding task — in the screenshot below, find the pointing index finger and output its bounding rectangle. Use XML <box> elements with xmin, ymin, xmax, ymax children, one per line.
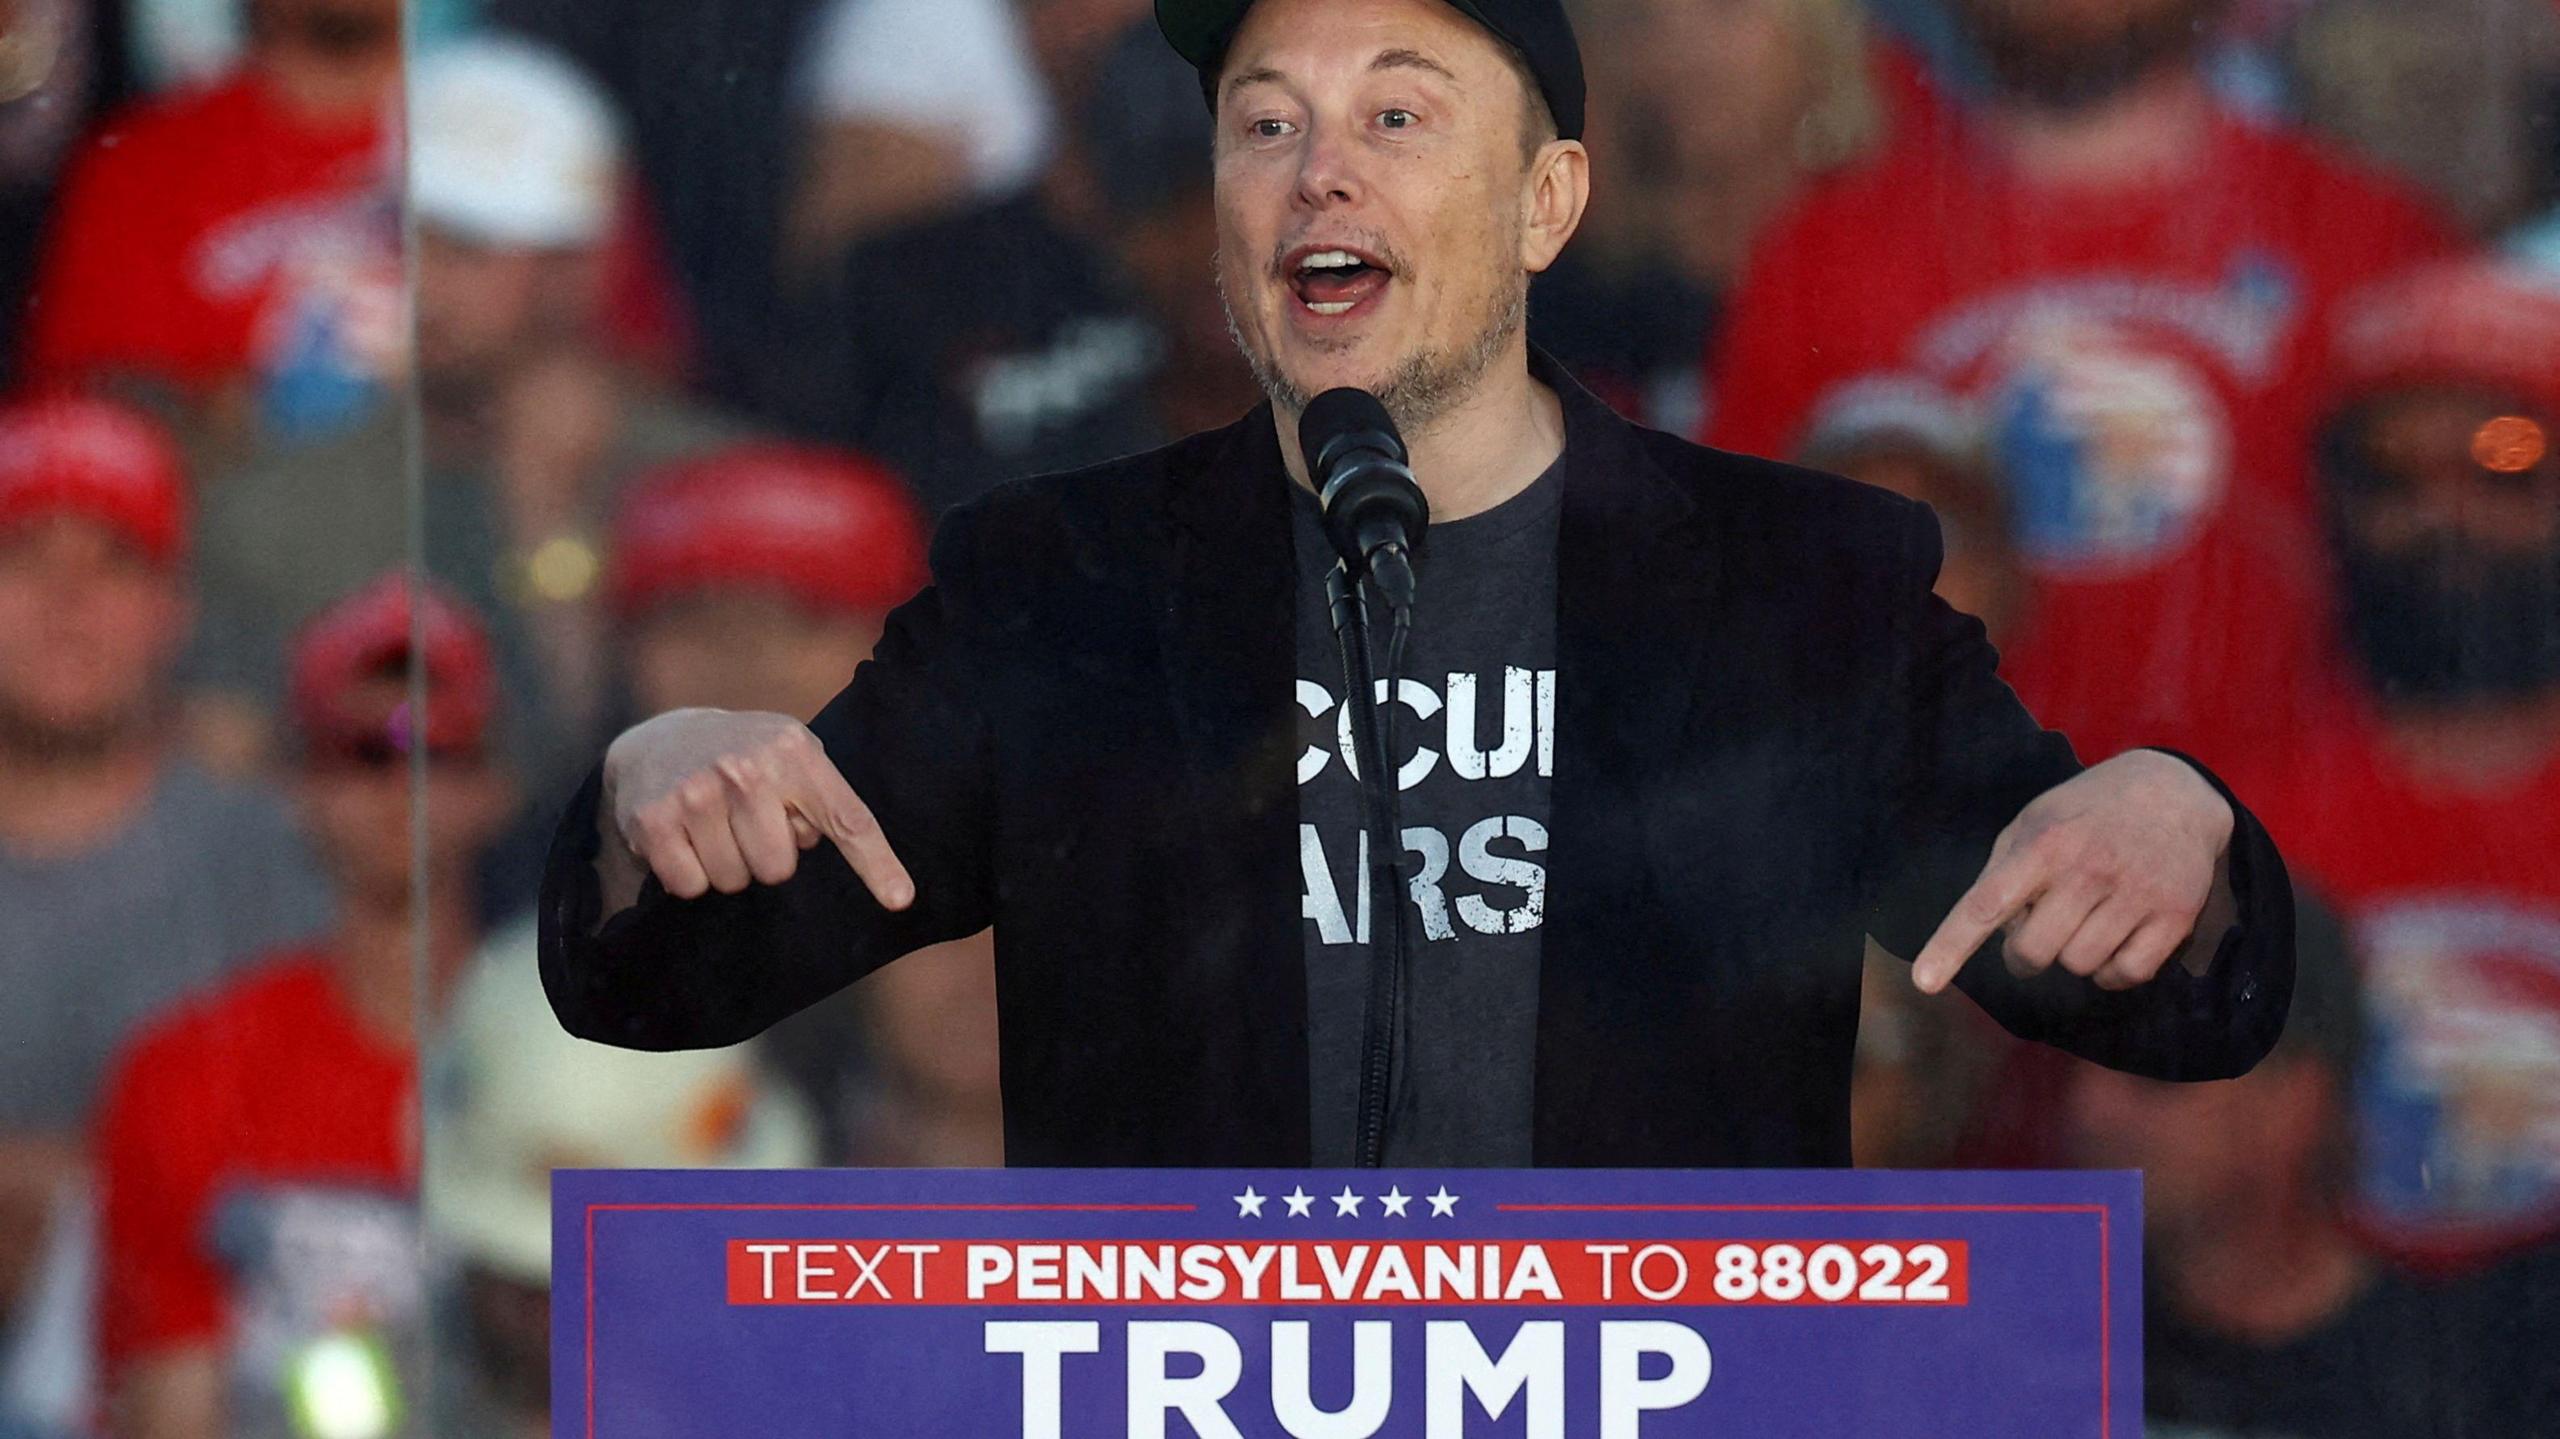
<box><xmin>1911</xmin><ymin>845</ymin><xmax>2044</xmax><ymax>994</ymax></box>
<box><xmin>783</xmin><ymin>741</ymin><xmax>917</xmax><ymax>911</ymax></box>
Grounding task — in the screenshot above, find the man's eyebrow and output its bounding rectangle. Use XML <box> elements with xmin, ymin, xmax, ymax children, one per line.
<box><xmin>1222</xmin><ymin>66</ymin><xmax>1285</xmax><ymax>104</ymax></box>
<box><xmin>1221</xmin><ymin>50</ymin><xmax>1459</xmax><ymax>105</ymax></box>
<box><xmin>1370</xmin><ymin>48</ymin><xmax>1459</xmax><ymax>85</ymax></box>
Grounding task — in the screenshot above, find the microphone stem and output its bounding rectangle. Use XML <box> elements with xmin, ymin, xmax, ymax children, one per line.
<box><xmin>1327</xmin><ymin>561</ymin><xmax>1408</xmax><ymax>1169</ymax></box>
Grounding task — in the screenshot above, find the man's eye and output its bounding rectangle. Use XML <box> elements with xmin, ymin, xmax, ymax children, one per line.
<box><xmin>1250</xmin><ymin>118</ymin><xmax>1295</xmax><ymax>139</ymax></box>
<box><xmin>1378</xmin><ymin>109</ymin><xmax>1416</xmax><ymax>129</ymax></box>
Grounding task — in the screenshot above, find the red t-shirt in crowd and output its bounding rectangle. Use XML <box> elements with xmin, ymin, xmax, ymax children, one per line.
<box><xmin>93</xmin><ymin>950</ymin><xmax>416</xmax><ymax>1384</ymax></box>
<box><xmin>2231</xmin><ymin>701</ymin><xmax>2560</xmax><ymax>1268</ymax></box>
<box><xmin>22</xmin><ymin>73</ymin><xmax>396</xmax><ymax>398</ymax></box>
<box><xmin>1707</xmin><ymin>106</ymin><xmax>2457</xmax><ymax>771</ymax></box>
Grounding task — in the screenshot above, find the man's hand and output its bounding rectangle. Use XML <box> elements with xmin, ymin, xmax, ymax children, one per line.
<box><xmin>605</xmin><ymin>708</ymin><xmax>915</xmax><ymax>908</ymax></box>
<box><xmin>1912</xmin><ymin>750</ymin><xmax>2234</xmax><ymax>996</ymax></box>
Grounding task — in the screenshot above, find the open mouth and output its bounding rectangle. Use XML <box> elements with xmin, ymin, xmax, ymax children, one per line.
<box><xmin>1286</xmin><ymin>246</ymin><xmax>1394</xmax><ymax>318</ymax></box>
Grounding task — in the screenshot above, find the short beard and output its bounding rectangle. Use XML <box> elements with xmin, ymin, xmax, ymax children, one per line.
<box><xmin>1219</xmin><ymin>257</ymin><xmax>1529</xmax><ymax>438</ymax></box>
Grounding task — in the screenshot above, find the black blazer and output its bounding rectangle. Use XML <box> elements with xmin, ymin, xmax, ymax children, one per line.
<box><xmin>540</xmin><ymin>354</ymin><xmax>2295</xmax><ymax>1167</ymax></box>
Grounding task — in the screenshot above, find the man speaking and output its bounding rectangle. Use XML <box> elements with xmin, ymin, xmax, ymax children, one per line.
<box><xmin>540</xmin><ymin>0</ymin><xmax>2294</xmax><ymax>1168</ymax></box>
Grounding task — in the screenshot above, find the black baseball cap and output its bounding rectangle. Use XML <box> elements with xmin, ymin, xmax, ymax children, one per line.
<box><xmin>1154</xmin><ymin>0</ymin><xmax>1585</xmax><ymax>141</ymax></box>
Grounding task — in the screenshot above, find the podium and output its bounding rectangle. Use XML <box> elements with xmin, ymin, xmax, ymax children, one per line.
<box><xmin>555</xmin><ymin>1167</ymin><xmax>2139</xmax><ymax>1437</ymax></box>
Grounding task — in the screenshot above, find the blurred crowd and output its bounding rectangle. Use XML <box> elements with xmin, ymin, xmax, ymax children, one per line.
<box><xmin>0</xmin><ymin>0</ymin><xmax>2554</xmax><ymax>1434</ymax></box>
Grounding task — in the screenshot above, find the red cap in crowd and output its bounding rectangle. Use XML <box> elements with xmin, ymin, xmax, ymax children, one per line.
<box><xmin>2325</xmin><ymin>259</ymin><xmax>2560</xmax><ymax>423</ymax></box>
<box><xmin>288</xmin><ymin>573</ymin><xmax>498</xmax><ymax>761</ymax></box>
<box><xmin>0</xmin><ymin>393</ymin><xmax>188</xmax><ymax>566</ymax></box>
<box><xmin>606</xmin><ymin>444</ymin><xmax>929</xmax><ymax>619</ymax></box>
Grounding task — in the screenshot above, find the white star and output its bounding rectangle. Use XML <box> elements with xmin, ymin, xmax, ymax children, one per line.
<box><xmin>1283</xmin><ymin>1186</ymin><xmax>1315</xmax><ymax>1217</ymax></box>
<box><xmin>1234</xmin><ymin>1186</ymin><xmax>1266</xmax><ymax>1218</ymax></box>
<box><xmin>1426</xmin><ymin>1185</ymin><xmax>1460</xmax><ymax>1217</ymax></box>
<box><xmin>1379</xmin><ymin>1186</ymin><xmax>1411</xmax><ymax>1217</ymax></box>
<box><xmin>1331</xmin><ymin>1186</ymin><xmax>1364</xmax><ymax>1217</ymax></box>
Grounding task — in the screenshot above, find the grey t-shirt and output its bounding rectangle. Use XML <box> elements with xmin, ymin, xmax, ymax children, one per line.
<box><xmin>1293</xmin><ymin>459</ymin><xmax>1561</xmax><ymax>1166</ymax></box>
<box><xmin>0</xmin><ymin>762</ymin><xmax>332</xmax><ymax>1131</ymax></box>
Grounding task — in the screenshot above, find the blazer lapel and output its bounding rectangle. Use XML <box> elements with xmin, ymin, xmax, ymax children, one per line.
<box><xmin>1535</xmin><ymin>359</ymin><xmax>1731</xmax><ymax>1163</ymax></box>
<box><xmin>1155</xmin><ymin>407</ymin><xmax>1313</xmax><ymax>1163</ymax></box>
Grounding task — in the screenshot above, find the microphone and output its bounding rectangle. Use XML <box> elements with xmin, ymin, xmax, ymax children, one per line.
<box><xmin>1297</xmin><ymin>388</ymin><xmax>1425</xmax><ymax>1168</ymax></box>
<box><xmin>1299</xmin><ymin>388</ymin><xmax>1429</xmax><ymax>616</ymax></box>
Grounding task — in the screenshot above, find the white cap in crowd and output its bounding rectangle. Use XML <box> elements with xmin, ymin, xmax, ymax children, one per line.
<box><xmin>408</xmin><ymin>33</ymin><xmax>625</xmax><ymax>250</ymax></box>
<box><xmin>424</xmin><ymin>920</ymin><xmax>818</xmax><ymax>1285</ymax></box>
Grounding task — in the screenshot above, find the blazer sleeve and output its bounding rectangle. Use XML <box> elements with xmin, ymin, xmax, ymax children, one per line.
<box><xmin>537</xmin><ymin>506</ymin><xmax>1000</xmax><ymax>1051</ymax></box>
<box><xmin>1863</xmin><ymin>500</ymin><xmax>2295</xmax><ymax>1081</ymax></box>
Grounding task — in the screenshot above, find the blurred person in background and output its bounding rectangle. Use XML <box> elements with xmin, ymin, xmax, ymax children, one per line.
<box><xmin>482</xmin><ymin>0</ymin><xmax>831</xmax><ymax>405</ymax></box>
<box><xmin>2231</xmin><ymin>258</ymin><xmax>2560</xmax><ymax>1273</ymax></box>
<box><xmin>836</xmin><ymin>935</ymin><xmax>1005</xmax><ymax>1166</ymax></box>
<box><xmin>2071</xmin><ymin>896</ymin><xmax>2560</xmax><ymax>1437</ymax></box>
<box><xmin>185</xmin><ymin>34</ymin><xmax>745</xmax><ymax>795</ymax></box>
<box><xmin>407</xmin><ymin>34</ymin><xmax>744</xmax><ymax>766</ymax></box>
<box><xmin>778</xmin><ymin>0</ymin><xmax>1060</xmax><ymax>277</ymax></box>
<box><xmin>92</xmin><ymin>575</ymin><xmax>512</xmax><ymax>1439</ymax></box>
<box><xmin>600</xmin><ymin>444</ymin><xmax>927</xmax><ymax>740</ymax></box>
<box><xmin>1709</xmin><ymin>0</ymin><xmax>2460</xmax><ymax>771</ymax></box>
<box><xmin>424</xmin><ymin>922</ymin><xmax>814</xmax><ymax>1439</ymax></box>
<box><xmin>2286</xmin><ymin>0</ymin><xmax>2560</xmax><ymax>239</ymax></box>
<box><xmin>0</xmin><ymin>394</ymin><xmax>326</xmax><ymax>1430</ymax></box>
<box><xmin>1533</xmin><ymin>0</ymin><xmax>1886</xmax><ymax>434</ymax></box>
<box><xmin>0</xmin><ymin>0</ymin><xmax>130</xmax><ymax>388</ymax></box>
<box><xmin>19</xmin><ymin>0</ymin><xmax>401</xmax><ymax>443</ymax></box>
<box><xmin>125</xmin><ymin>0</ymin><xmax>478</xmax><ymax>92</ymax></box>
<box><xmin>596</xmin><ymin>443</ymin><xmax>996</xmax><ymax>1163</ymax></box>
<box><xmin>1080</xmin><ymin>15</ymin><xmax>1261</xmax><ymax>438</ymax></box>
<box><xmin>753</xmin><ymin>6</ymin><xmax>1167</xmax><ymax>513</ymax></box>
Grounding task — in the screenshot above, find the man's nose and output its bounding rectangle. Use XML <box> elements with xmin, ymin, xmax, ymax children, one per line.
<box><xmin>1293</xmin><ymin>123</ymin><xmax>1363</xmax><ymax>210</ymax></box>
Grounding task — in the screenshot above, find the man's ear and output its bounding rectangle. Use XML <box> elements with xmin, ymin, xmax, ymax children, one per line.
<box><xmin>1520</xmin><ymin>138</ymin><xmax>1590</xmax><ymax>276</ymax></box>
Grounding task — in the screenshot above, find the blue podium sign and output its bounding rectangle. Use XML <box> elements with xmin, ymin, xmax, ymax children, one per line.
<box><xmin>553</xmin><ymin>1168</ymin><xmax>2139</xmax><ymax>1437</ymax></box>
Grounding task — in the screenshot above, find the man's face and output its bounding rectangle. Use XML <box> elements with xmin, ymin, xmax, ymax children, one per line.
<box><xmin>1211</xmin><ymin>0</ymin><xmax>1578</xmax><ymax>428</ymax></box>
<box><xmin>0</xmin><ymin>517</ymin><xmax>183</xmax><ymax>755</ymax></box>
<box><xmin>298</xmin><ymin>678</ymin><xmax>512</xmax><ymax>903</ymax></box>
<box><xmin>627</xmin><ymin>590</ymin><xmax>887</xmax><ymax>722</ymax></box>
<box><xmin>2329</xmin><ymin>387</ymin><xmax>2560</xmax><ymax>702</ymax></box>
<box><xmin>416</xmin><ymin>227</ymin><xmax>604</xmax><ymax>400</ymax></box>
<box><xmin>1955</xmin><ymin>0</ymin><xmax>2221</xmax><ymax>109</ymax></box>
<box><xmin>1613</xmin><ymin>0</ymin><xmax>1821</xmax><ymax>177</ymax></box>
<box><xmin>254</xmin><ymin>0</ymin><xmax>399</xmax><ymax>61</ymax></box>
<box><xmin>299</xmin><ymin>752</ymin><xmax>511</xmax><ymax>903</ymax></box>
<box><xmin>2340</xmin><ymin>390</ymin><xmax>2560</xmax><ymax>558</ymax></box>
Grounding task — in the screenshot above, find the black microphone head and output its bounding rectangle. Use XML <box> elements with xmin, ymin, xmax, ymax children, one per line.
<box><xmin>1298</xmin><ymin>389</ymin><xmax>1428</xmax><ymax>592</ymax></box>
<box><xmin>1299</xmin><ymin>388</ymin><xmax>1405</xmax><ymax>481</ymax></box>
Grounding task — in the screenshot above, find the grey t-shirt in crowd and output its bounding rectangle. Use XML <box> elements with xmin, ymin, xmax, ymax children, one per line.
<box><xmin>0</xmin><ymin>761</ymin><xmax>332</xmax><ymax>1132</ymax></box>
<box><xmin>1293</xmin><ymin>458</ymin><xmax>1561</xmax><ymax>1167</ymax></box>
